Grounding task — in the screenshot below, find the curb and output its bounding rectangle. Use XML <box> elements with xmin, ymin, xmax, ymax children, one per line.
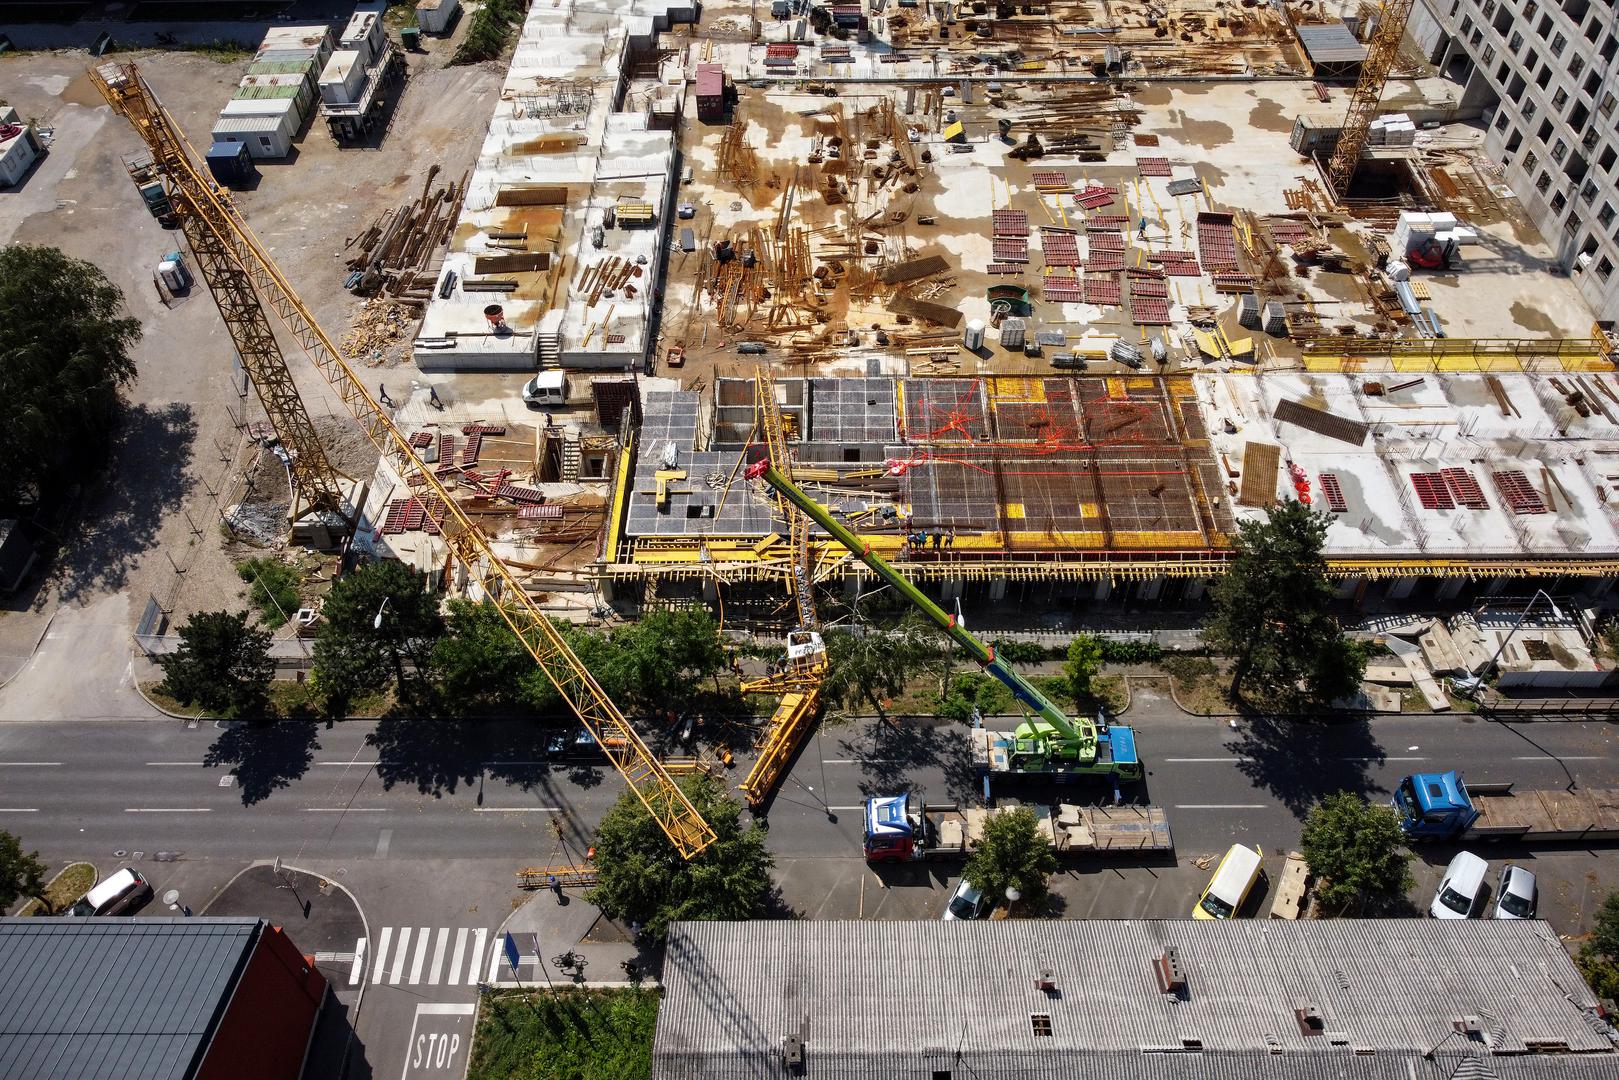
<box><xmin>0</xmin><ymin>608</ymin><xmax>57</xmax><ymax>693</ymax></box>
<box><xmin>11</xmin><ymin>860</ymin><xmax>97</xmax><ymax>917</ymax></box>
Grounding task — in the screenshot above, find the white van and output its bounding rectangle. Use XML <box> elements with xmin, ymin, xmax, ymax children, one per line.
<box><xmin>1430</xmin><ymin>851</ymin><xmax>1488</xmax><ymax>919</ymax></box>
<box><xmin>69</xmin><ymin>867</ymin><xmax>152</xmax><ymax>917</ymax></box>
<box><xmin>1193</xmin><ymin>843</ymin><xmax>1264</xmax><ymax>920</ymax></box>
<box><xmin>521</xmin><ymin>369</ymin><xmax>567</xmax><ymax>408</ymax></box>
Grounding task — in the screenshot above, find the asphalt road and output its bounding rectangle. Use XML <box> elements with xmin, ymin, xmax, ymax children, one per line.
<box><xmin>2</xmin><ymin>708</ymin><xmax>1617</xmax><ymax>864</ymax></box>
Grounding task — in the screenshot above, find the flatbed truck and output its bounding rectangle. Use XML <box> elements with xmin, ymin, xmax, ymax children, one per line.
<box><xmin>745</xmin><ymin>458</ymin><xmax>1142</xmax><ymax>783</ymax></box>
<box><xmin>863</xmin><ymin>792</ymin><xmax>1172</xmax><ymax>861</ymax></box>
<box><xmin>1394</xmin><ymin>770</ymin><xmax>1619</xmax><ymax>843</ymax></box>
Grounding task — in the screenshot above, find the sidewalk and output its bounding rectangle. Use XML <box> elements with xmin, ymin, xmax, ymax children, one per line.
<box><xmin>204</xmin><ymin>863</ymin><xmax>369</xmax><ymax>1080</ymax></box>
<box><xmin>492</xmin><ymin>885</ymin><xmax>649</xmax><ymax>988</ymax></box>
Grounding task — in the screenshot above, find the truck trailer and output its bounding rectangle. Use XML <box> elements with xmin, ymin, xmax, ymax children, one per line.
<box><xmin>1393</xmin><ymin>770</ymin><xmax>1619</xmax><ymax>843</ymax></box>
<box><xmin>863</xmin><ymin>792</ymin><xmax>1172</xmax><ymax>861</ymax></box>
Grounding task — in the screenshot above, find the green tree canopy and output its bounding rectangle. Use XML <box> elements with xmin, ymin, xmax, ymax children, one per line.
<box><xmin>0</xmin><ymin>829</ymin><xmax>49</xmax><ymax>913</ymax></box>
<box><xmin>1063</xmin><ymin>633</ymin><xmax>1104</xmax><ymax>706</ymax></box>
<box><xmin>821</xmin><ymin>613</ymin><xmax>946</xmax><ymax>716</ymax></box>
<box><xmin>0</xmin><ymin>245</ymin><xmax>141</xmax><ymax>509</ymax></box>
<box><xmin>157</xmin><ymin>610</ymin><xmax>275</xmax><ymax>718</ymax></box>
<box><xmin>429</xmin><ymin>599</ymin><xmax>536</xmax><ymax>715</ymax></box>
<box><xmin>313</xmin><ymin>559</ymin><xmax>442</xmax><ymax>711</ymax></box>
<box><xmin>1576</xmin><ymin>891</ymin><xmax>1619</xmax><ymax>1001</ymax></box>
<box><xmin>1299</xmin><ymin>791</ymin><xmax>1413</xmax><ymax>914</ymax></box>
<box><xmin>587</xmin><ymin>774</ymin><xmax>774</xmax><ymax>942</ymax></box>
<box><xmin>962</xmin><ymin>807</ymin><xmax>1059</xmax><ymax>911</ymax></box>
<box><xmin>516</xmin><ymin>609</ymin><xmax>726</xmax><ymax>718</ymax></box>
<box><xmin>1205</xmin><ymin>501</ymin><xmax>1365</xmax><ymax>703</ymax></box>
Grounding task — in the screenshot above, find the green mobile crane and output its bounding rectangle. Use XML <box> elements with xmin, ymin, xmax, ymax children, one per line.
<box><xmin>744</xmin><ymin>460</ymin><xmax>1142</xmax><ymax>782</ymax></box>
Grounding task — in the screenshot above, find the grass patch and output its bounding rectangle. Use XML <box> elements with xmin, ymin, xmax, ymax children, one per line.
<box><xmin>141</xmin><ymin>680</ymin><xmax>391</xmax><ymax>719</ymax></box>
<box><xmin>469</xmin><ymin>988</ymin><xmax>659</xmax><ymax>1080</ymax></box>
<box><xmin>195</xmin><ymin>39</ymin><xmax>256</xmax><ymax>63</ymax></box>
<box><xmin>452</xmin><ymin>0</ymin><xmax>526</xmax><ymax>64</ymax></box>
<box><xmin>237</xmin><ymin>557</ymin><xmax>302</xmax><ymax>628</ymax></box>
<box><xmin>384</xmin><ymin>0</ymin><xmax>419</xmax><ymax>29</ymax></box>
<box><xmin>1161</xmin><ymin>654</ymin><xmax>1229</xmax><ymax>714</ymax></box>
<box><xmin>16</xmin><ymin>862</ymin><xmax>97</xmax><ymax>916</ymax></box>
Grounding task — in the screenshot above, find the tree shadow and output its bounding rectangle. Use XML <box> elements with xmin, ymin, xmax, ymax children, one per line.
<box><xmin>1226</xmin><ymin>711</ymin><xmax>1388</xmax><ymax>818</ymax></box>
<box><xmin>203</xmin><ymin>720</ymin><xmax>321</xmax><ymax>805</ymax></box>
<box><xmin>841</xmin><ymin>716</ymin><xmax>979</xmax><ymax>804</ymax></box>
<box><xmin>41</xmin><ymin>401</ymin><xmax>197</xmax><ymax>603</ymax></box>
<box><xmin>366</xmin><ymin>715</ymin><xmax>486</xmax><ymax>797</ymax></box>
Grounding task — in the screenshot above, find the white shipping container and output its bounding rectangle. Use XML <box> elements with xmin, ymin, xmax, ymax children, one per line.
<box><xmin>211</xmin><ymin>115</ymin><xmax>293</xmax><ymax>159</ymax></box>
<box><xmin>340</xmin><ymin>10</ymin><xmax>384</xmax><ymax>64</ymax></box>
<box><xmin>415</xmin><ymin>0</ymin><xmax>459</xmax><ymax>34</ymax></box>
<box><xmin>319</xmin><ymin>50</ymin><xmax>368</xmax><ymax>105</ymax></box>
<box><xmin>259</xmin><ymin>25</ymin><xmax>334</xmax><ymax>66</ymax></box>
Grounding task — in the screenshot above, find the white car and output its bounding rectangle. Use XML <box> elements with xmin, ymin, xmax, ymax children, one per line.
<box><xmin>1492</xmin><ymin>864</ymin><xmax>1538</xmax><ymax>919</ymax></box>
<box><xmin>1430</xmin><ymin>851</ymin><xmax>1488</xmax><ymax>919</ymax></box>
<box><xmin>942</xmin><ymin>879</ymin><xmax>989</xmax><ymax>921</ymax></box>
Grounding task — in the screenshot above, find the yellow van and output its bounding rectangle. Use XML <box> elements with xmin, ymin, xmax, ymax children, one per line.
<box><xmin>1193</xmin><ymin>843</ymin><xmax>1264</xmax><ymax>920</ymax></box>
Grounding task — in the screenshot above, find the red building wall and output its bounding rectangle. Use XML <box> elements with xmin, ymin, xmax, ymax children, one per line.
<box><xmin>196</xmin><ymin>925</ymin><xmax>329</xmax><ymax>1080</ymax></box>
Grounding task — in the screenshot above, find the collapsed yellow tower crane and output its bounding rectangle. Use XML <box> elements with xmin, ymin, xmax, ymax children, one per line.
<box><xmin>92</xmin><ymin>61</ymin><xmax>716</xmax><ymax>859</ymax></box>
<box><xmin>1325</xmin><ymin>0</ymin><xmax>1417</xmax><ymax>196</ymax></box>
<box><xmin>737</xmin><ymin>367</ymin><xmax>827</xmax><ymax>807</ymax></box>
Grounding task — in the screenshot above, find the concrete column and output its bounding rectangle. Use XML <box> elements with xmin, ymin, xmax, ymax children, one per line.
<box><xmin>1436</xmin><ymin>576</ymin><xmax>1465</xmax><ymax>602</ymax></box>
<box><xmin>941</xmin><ymin>578</ymin><xmax>964</xmax><ymax>605</ymax></box>
<box><xmin>1094</xmin><ymin>579</ymin><xmax>1113</xmax><ymax>602</ymax></box>
<box><xmin>987</xmin><ymin>577</ymin><xmax>1007</xmax><ymax>601</ymax></box>
<box><xmin>1140</xmin><ymin>576</ymin><xmax>1164</xmax><ymax>601</ymax></box>
<box><xmin>1483</xmin><ymin>577</ymin><xmax>1507</xmax><ymax>597</ymax></box>
<box><xmin>1184</xmin><ymin>578</ymin><xmax>1207</xmax><ymax>602</ymax></box>
<box><xmin>1386</xmin><ymin>577</ymin><xmax>1417</xmax><ymax>600</ymax></box>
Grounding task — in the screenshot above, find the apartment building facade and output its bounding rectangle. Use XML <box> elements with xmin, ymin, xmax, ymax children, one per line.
<box><xmin>1408</xmin><ymin>0</ymin><xmax>1619</xmax><ymax>320</ymax></box>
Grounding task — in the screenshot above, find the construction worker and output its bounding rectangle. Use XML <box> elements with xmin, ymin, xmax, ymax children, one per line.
<box><xmin>428</xmin><ymin>385</ymin><xmax>444</xmax><ymax>410</ymax></box>
<box><xmin>378</xmin><ymin>383</ymin><xmax>395</xmax><ymax>408</ymax></box>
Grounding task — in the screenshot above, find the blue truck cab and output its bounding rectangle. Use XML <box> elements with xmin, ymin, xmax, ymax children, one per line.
<box><xmin>1393</xmin><ymin>771</ymin><xmax>1479</xmax><ymax>840</ymax></box>
<box><xmin>863</xmin><ymin>794</ymin><xmax>918</xmax><ymax>861</ymax></box>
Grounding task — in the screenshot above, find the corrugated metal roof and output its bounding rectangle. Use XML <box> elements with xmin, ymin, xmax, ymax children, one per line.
<box><xmin>0</xmin><ymin>917</ymin><xmax>261</xmax><ymax>1080</ymax></box>
<box><xmin>1297</xmin><ymin>22</ymin><xmax>1368</xmax><ymax>65</ymax></box>
<box><xmin>653</xmin><ymin>920</ymin><xmax>1617</xmax><ymax>1079</ymax></box>
<box><xmin>212</xmin><ymin>116</ymin><xmax>288</xmax><ymax>134</ymax></box>
<box><xmin>248</xmin><ymin>59</ymin><xmax>315</xmax><ymax>76</ymax></box>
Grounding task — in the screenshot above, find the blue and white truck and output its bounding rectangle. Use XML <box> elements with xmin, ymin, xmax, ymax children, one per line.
<box><xmin>1392</xmin><ymin>770</ymin><xmax>1619</xmax><ymax>843</ymax></box>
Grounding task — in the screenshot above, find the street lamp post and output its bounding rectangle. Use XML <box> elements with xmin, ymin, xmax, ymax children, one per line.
<box><xmin>1452</xmin><ymin>590</ymin><xmax>1565</xmax><ymax>698</ymax></box>
<box><xmin>373</xmin><ymin>596</ymin><xmax>391</xmax><ymax>630</ymax></box>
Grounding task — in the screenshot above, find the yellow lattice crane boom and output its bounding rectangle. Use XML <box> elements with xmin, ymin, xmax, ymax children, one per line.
<box><xmin>93</xmin><ymin>61</ymin><xmax>715</xmax><ymax>859</ymax></box>
<box><xmin>737</xmin><ymin>367</ymin><xmax>825</xmax><ymax>806</ymax></box>
<box><xmin>1325</xmin><ymin>0</ymin><xmax>1417</xmax><ymax>196</ymax></box>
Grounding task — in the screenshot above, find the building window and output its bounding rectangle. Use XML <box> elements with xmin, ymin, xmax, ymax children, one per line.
<box><xmin>1601</xmin><ymin>146</ymin><xmax>1618</xmax><ymax>172</ymax></box>
<box><xmin>1030</xmin><ymin>1015</ymin><xmax>1054</xmax><ymax>1037</ymax></box>
<box><xmin>1569</xmin><ymin>55</ymin><xmax>1584</xmax><ymax>79</ymax></box>
<box><xmin>1509</xmin><ymin>30</ymin><xmax>1525</xmax><ymax>52</ymax></box>
<box><xmin>1524</xmin><ymin>150</ymin><xmax>1539</xmax><ymax>173</ymax></box>
<box><xmin>1552</xmin><ymin>138</ymin><xmax>1568</xmax><ymax>162</ymax></box>
<box><xmin>1461</xmin><ymin>15</ymin><xmax>1475</xmax><ymax>35</ymax></box>
<box><xmin>1505</xmin><ymin>128</ymin><xmax>1523</xmax><ymax>153</ymax></box>
<box><xmin>1551</xmin><ymin>190</ymin><xmax>1567</xmax><ymax>212</ymax></box>
<box><xmin>1522</xmin><ymin>0</ymin><xmax>1537</xmax><ymax>17</ymax></box>
<box><xmin>1480</xmin><ymin>0</ymin><xmax>1494</xmax><ymax>17</ymax></box>
<box><xmin>1494</xmin><ymin>110</ymin><xmax>1511</xmax><ymax>131</ymax></box>
<box><xmin>1523</xmin><ymin>100</ymin><xmax>1537</xmax><ymax>122</ymax></box>
<box><xmin>1581</xmin><ymin>180</ymin><xmax>1598</xmax><ymax>204</ymax></box>
<box><xmin>1601</xmin><ymin>92</ymin><xmax>1616</xmax><ymax>117</ymax></box>
<box><xmin>1550</xmin><ymin>32</ymin><xmax>1566</xmax><ymax>56</ymax></box>
<box><xmin>1584</xmin><ymin>71</ymin><xmax>1602</xmax><ymax>97</ymax></box>
<box><xmin>1536</xmin><ymin>64</ymin><xmax>1552</xmax><ymax>88</ymax></box>
<box><xmin>1599</xmin><ymin>203</ymin><xmax>1615</xmax><ymax>228</ymax></box>
<box><xmin>1552</xmin><ymin>88</ymin><xmax>1568</xmax><ymax>109</ymax></box>
<box><xmin>1538</xmin><ymin>119</ymin><xmax>1554</xmax><ymax>142</ymax></box>
<box><xmin>1598</xmin><ymin>257</ymin><xmax>1614</xmax><ymax>280</ymax></box>
<box><xmin>1483</xmin><ymin>44</ymin><xmax>1497</xmax><ymax>65</ymax></box>
<box><xmin>1536</xmin><ymin>170</ymin><xmax>1553</xmax><ymax>193</ymax></box>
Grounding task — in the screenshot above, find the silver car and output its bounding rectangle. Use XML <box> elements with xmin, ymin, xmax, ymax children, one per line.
<box><xmin>1492</xmin><ymin>864</ymin><xmax>1538</xmax><ymax>919</ymax></box>
<box><xmin>943</xmin><ymin>879</ymin><xmax>989</xmax><ymax>921</ymax></box>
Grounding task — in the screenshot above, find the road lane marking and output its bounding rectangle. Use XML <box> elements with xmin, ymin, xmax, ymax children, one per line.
<box><xmin>428</xmin><ymin>928</ymin><xmax>449</xmax><ymax>986</ymax></box>
<box><xmin>449</xmin><ymin>928</ymin><xmax>468</xmax><ymax>986</ymax></box>
<box><xmin>317</xmin><ymin>760</ymin><xmax>380</xmax><ymax>766</ymax></box>
<box><xmin>145</xmin><ymin>762</ymin><xmax>205</xmax><ymax>766</ymax></box>
<box><xmin>349</xmin><ymin>938</ymin><xmax>367</xmax><ymax>985</ymax></box>
<box><xmin>1175</xmin><ymin>803</ymin><xmax>1269</xmax><ymax>809</ymax></box>
<box><xmin>467</xmin><ymin>929</ymin><xmax>487</xmax><ymax>985</ymax></box>
<box><xmin>371</xmin><ymin>927</ymin><xmax>393</xmax><ymax>985</ymax></box>
<box><xmin>482</xmin><ymin>760</ymin><xmax>548</xmax><ymax>766</ymax></box>
<box><xmin>487</xmin><ymin>938</ymin><xmax>503</xmax><ymax>982</ymax></box>
<box><xmin>472</xmin><ymin>807</ymin><xmax>561</xmax><ymax>813</ymax></box>
<box><xmin>0</xmin><ymin>762</ymin><xmax>61</xmax><ymax>766</ymax></box>
<box><xmin>0</xmin><ymin>808</ymin><xmax>39</xmax><ymax>813</ymax></box>
<box><xmin>822</xmin><ymin>758</ymin><xmax>898</xmax><ymax>765</ymax></box>
<box><xmin>408</xmin><ymin>926</ymin><xmax>430</xmax><ymax>985</ymax></box>
<box><xmin>304</xmin><ymin>808</ymin><xmax>389</xmax><ymax>813</ymax></box>
<box><xmin>390</xmin><ymin>927</ymin><xmax>413</xmax><ymax>984</ymax></box>
<box><xmin>828</xmin><ymin>805</ymin><xmax>865</xmax><ymax>811</ymax></box>
<box><xmin>1512</xmin><ymin>754</ymin><xmax>1602</xmax><ymax>760</ymax></box>
<box><xmin>124</xmin><ymin>808</ymin><xmax>211</xmax><ymax>813</ymax></box>
<box><xmin>376</xmin><ymin>829</ymin><xmax>393</xmax><ymax>858</ymax></box>
<box><xmin>1164</xmin><ymin>757</ymin><xmax>1253</xmax><ymax>763</ymax></box>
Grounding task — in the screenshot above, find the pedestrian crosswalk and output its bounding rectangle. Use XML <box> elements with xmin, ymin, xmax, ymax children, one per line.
<box><xmin>351</xmin><ymin>927</ymin><xmax>505</xmax><ymax>987</ymax></box>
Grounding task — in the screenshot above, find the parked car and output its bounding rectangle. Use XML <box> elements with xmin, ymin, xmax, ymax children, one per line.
<box><xmin>521</xmin><ymin>370</ymin><xmax>567</xmax><ymax>408</ymax></box>
<box><xmin>1430</xmin><ymin>851</ymin><xmax>1488</xmax><ymax>919</ymax></box>
<box><xmin>544</xmin><ymin>727</ymin><xmax>626</xmax><ymax>762</ymax></box>
<box><xmin>1192</xmin><ymin>843</ymin><xmax>1264</xmax><ymax>920</ymax></box>
<box><xmin>942</xmin><ymin>878</ymin><xmax>989</xmax><ymax>922</ymax></box>
<box><xmin>1492</xmin><ymin>863</ymin><xmax>1538</xmax><ymax>920</ymax></box>
<box><xmin>68</xmin><ymin>867</ymin><xmax>152</xmax><ymax>917</ymax></box>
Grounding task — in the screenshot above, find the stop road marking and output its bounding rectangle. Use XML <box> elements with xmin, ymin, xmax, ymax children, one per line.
<box><xmin>402</xmin><ymin>1003</ymin><xmax>474</xmax><ymax>1079</ymax></box>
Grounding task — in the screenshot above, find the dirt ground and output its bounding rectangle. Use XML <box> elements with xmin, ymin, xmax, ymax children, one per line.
<box><xmin>0</xmin><ymin>30</ymin><xmax>500</xmax><ymax>632</ymax></box>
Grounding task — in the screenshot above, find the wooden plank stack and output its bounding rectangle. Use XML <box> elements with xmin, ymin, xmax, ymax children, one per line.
<box><xmin>344</xmin><ymin>164</ymin><xmax>471</xmax><ymax>305</ymax></box>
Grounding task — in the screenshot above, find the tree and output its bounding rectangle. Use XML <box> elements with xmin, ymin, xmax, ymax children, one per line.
<box><xmin>0</xmin><ymin>245</ymin><xmax>141</xmax><ymax>509</ymax></box>
<box><xmin>1576</xmin><ymin>891</ymin><xmax>1619</xmax><ymax>1001</ymax></box>
<box><xmin>1062</xmin><ymin>633</ymin><xmax>1104</xmax><ymax>705</ymax></box>
<box><xmin>1204</xmin><ymin>501</ymin><xmax>1365</xmax><ymax>703</ymax></box>
<box><xmin>157</xmin><ymin>610</ymin><xmax>275</xmax><ymax>717</ymax></box>
<box><xmin>608</xmin><ymin>609</ymin><xmax>727</xmax><ymax>712</ymax></box>
<box><xmin>821</xmin><ymin>614</ymin><xmax>946</xmax><ymax>717</ymax></box>
<box><xmin>1300</xmin><ymin>792</ymin><xmax>1413</xmax><ymax>914</ymax></box>
<box><xmin>587</xmin><ymin>774</ymin><xmax>774</xmax><ymax>942</ymax></box>
<box><xmin>429</xmin><ymin>600</ymin><xmax>536</xmax><ymax>715</ymax></box>
<box><xmin>236</xmin><ymin>557</ymin><xmax>302</xmax><ymax>628</ymax></box>
<box><xmin>313</xmin><ymin>559</ymin><xmax>442</xmax><ymax>712</ymax></box>
<box><xmin>962</xmin><ymin>807</ymin><xmax>1059</xmax><ymax>911</ymax></box>
<box><xmin>0</xmin><ymin>829</ymin><xmax>49</xmax><ymax>913</ymax></box>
